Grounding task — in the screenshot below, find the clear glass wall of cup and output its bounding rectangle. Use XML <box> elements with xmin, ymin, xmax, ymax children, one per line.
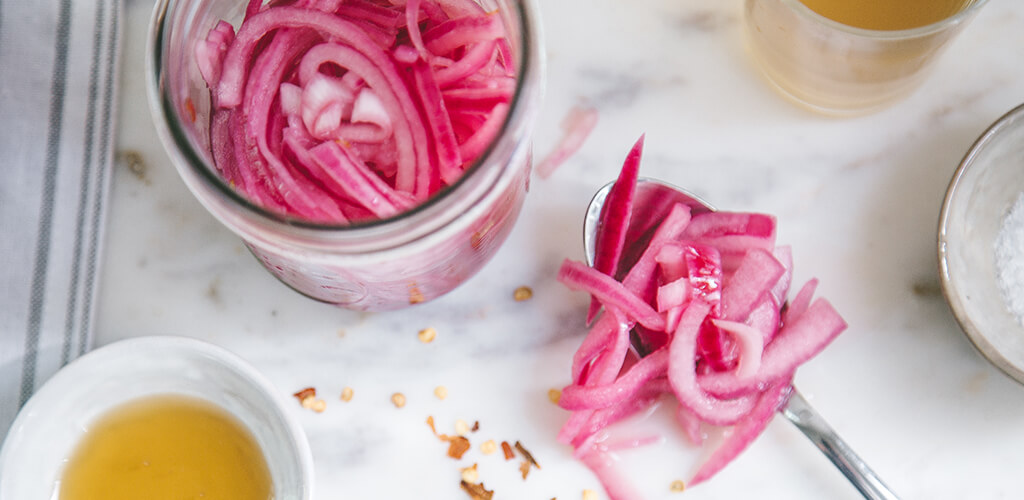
<box><xmin>743</xmin><ymin>0</ymin><xmax>987</xmax><ymax>115</ymax></box>
<box><xmin>147</xmin><ymin>0</ymin><xmax>543</xmax><ymax>311</ymax></box>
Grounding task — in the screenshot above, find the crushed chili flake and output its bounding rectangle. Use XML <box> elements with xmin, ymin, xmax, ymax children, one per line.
<box><xmin>548</xmin><ymin>388</ymin><xmax>562</xmax><ymax>404</ymax></box>
<box><xmin>501</xmin><ymin>441</ymin><xmax>515</xmax><ymax>460</ymax></box>
<box><xmin>427</xmin><ymin>416</ymin><xmax>472</xmax><ymax>459</ymax></box>
<box><xmin>513</xmin><ymin>286</ymin><xmax>534</xmax><ymax>301</ymax></box>
<box><xmin>519</xmin><ymin>460</ymin><xmax>532</xmax><ymax>480</ymax></box>
<box><xmin>448</xmin><ymin>436</ymin><xmax>472</xmax><ymax>459</ymax></box>
<box><xmin>514</xmin><ymin>441</ymin><xmax>541</xmax><ymax>479</ymax></box>
<box><xmin>514</xmin><ymin>441</ymin><xmax>540</xmax><ymax>470</ymax></box>
<box><xmin>670</xmin><ymin>480</ymin><xmax>686</xmax><ymax>493</ymax></box>
<box><xmin>460</xmin><ymin>480</ymin><xmax>494</xmax><ymax>500</ymax></box>
<box><xmin>409</xmin><ymin>284</ymin><xmax>425</xmax><ymax>304</ymax></box>
<box><xmin>427</xmin><ymin>416</ymin><xmax>452</xmax><ymax>440</ymax></box>
<box><xmin>460</xmin><ymin>463</ymin><xmax>480</xmax><ymax>483</ymax></box>
<box><xmin>293</xmin><ymin>387</ymin><xmax>326</xmax><ymax>412</ymax></box>
<box><xmin>471</xmin><ymin>420</ymin><xmax>480</xmax><ymax>432</ymax></box>
<box><xmin>293</xmin><ymin>387</ymin><xmax>316</xmax><ymax>403</ymax></box>
<box><xmin>184</xmin><ymin>97</ymin><xmax>197</xmax><ymax>123</ymax></box>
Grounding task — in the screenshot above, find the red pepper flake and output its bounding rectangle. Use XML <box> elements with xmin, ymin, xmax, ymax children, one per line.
<box><xmin>515</xmin><ymin>441</ymin><xmax>540</xmax><ymax>468</ymax></box>
<box><xmin>183</xmin><ymin>97</ymin><xmax>196</xmax><ymax>123</ymax></box>
<box><xmin>515</xmin><ymin>441</ymin><xmax>541</xmax><ymax>479</ymax></box>
<box><xmin>519</xmin><ymin>460</ymin><xmax>531</xmax><ymax>479</ymax></box>
<box><xmin>292</xmin><ymin>387</ymin><xmax>326</xmax><ymax>412</ymax></box>
<box><xmin>460</xmin><ymin>463</ymin><xmax>480</xmax><ymax>483</ymax></box>
<box><xmin>427</xmin><ymin>416</ymin><xmax>454</xmax><ymax>440</ymax></box>
<box><xmin>471</xmin><ymin>420</ymin><xmax>480</xmax><ymax>432</ymax></box>
<box><xmin>471</xmin><ymin>221</ymin><xmax>495</xmax><ymax>251</ymax></box>
<box><xmin>501</xmin><ymin>441</ymin><xmax>515</xmax><ymax>460</ymax></box>
<box><xmin>427</xmin><ymin>416</ymin><xmax>472</xmax><ymax>459</ymax></box>
<box><xmin>447</xmin><ymin>436</ymin><xmax>472</xmax><ymax>459</ymax></box>
<box><xmin>460</xmin><ymin>480</ymin><xmax>494</xmax><ymax>500</ymax></box>
<box><xmin>409</xmin><ymin>283</ymin><xmax>425</xmax><ymax>304</ymax></box>
<box><xmin>293</xmin><ymin>387</ymin><xmax>316</xmax><ymax>404</ymax></box>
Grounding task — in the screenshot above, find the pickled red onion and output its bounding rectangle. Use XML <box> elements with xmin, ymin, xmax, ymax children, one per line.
<box><xmin>535</xmin><ymin>105</ymin><xmax>599</xmax><ymax>179</ymax></box>
<box><xmin>195</xmin><ymin>0</ymin><xmax>515</xmax><ymax>222</ymax></box>
<box><xmin>556</xmin><ymin>137</ymin><xmax>848</xmax><ymax>498</ymax></box>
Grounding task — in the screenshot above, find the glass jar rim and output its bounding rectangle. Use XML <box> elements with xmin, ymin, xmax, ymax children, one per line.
<box><xmin>777</xmin><ymin>0</ymin><xmax>989</xmax><ymax>39</ymax></box>
<box><xmin>146</xmin><ymin>0</ymin><xmax>542</xmax><ymax>237</ymax></box>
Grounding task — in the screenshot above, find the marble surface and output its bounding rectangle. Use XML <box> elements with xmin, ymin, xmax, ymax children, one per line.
<box><xmin>99</xmin><ymin>0</ymin><xmax>1024</xmax><ymax>498</ymax></box>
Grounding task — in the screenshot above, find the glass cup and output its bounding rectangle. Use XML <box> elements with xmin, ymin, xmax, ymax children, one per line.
<box><xmin>743</xmin><ymin>0</ymin><xmax>987</xmax><ymax>115</ymax></box>
<box><xmin>147</xmin><ymin>0</ymin><xmax>544</xmax><ymax>310</ymax></box>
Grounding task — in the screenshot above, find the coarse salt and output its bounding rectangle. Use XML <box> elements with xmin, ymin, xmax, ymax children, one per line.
<box><xmin>995</xmin><ymin>192</ymin><xmax>1024</xmax><ymax>325</ymax></box>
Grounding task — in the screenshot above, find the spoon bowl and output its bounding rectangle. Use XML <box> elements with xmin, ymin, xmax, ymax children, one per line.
<box><xmin>583</xmin><ymin>177</ymin><xmax>899</xmax><ymax>500</ymax></box>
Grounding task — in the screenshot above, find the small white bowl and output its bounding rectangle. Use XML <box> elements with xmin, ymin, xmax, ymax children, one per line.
<box><xmin>0</xmin><ymin>336</ymin><xmax>313</xmax><ymax>500</ymax></box>
<box><xmin>939</xmin><ymin>103</ymin><xmax>1024</xmax><ymax>384</ymax></box>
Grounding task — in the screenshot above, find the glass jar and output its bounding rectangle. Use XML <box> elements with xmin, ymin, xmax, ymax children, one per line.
<box><xmin>743</xmin><ymin>0</ymin><xmax>986</xmax><ymax>115</ymax></box>
<box><xmin>146</xmin><ymin>0</ymin><xmax>544</xmax><ymax>310</ymax></box>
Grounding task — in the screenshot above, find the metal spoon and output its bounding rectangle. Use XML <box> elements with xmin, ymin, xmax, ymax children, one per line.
<box><xmin>583</xmin><ymin>177</ymin><xmax>899</xmax><ymax>500</ymax></box>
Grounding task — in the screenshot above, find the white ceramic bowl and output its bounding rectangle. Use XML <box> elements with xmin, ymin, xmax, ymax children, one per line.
<box><xmin>0</xmin><ymin>336</ymin><xmax>313</xmax><ymax>500</ymax></box>
<box><xmin>939</xmin><ymin>103</ymin><xmax>1024</xmax><ymax>384</ymax></box>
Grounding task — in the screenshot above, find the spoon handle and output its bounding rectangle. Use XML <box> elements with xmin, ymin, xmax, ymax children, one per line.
<box><xmin>781</xmin><ymin>389</ymin><xmax>901</xmax><ymax>500</ymax></box>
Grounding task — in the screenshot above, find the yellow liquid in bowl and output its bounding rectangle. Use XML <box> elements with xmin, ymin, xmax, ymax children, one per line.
<box><xmin>59</xmin><ymin>394</ymin><xmax>273</xmax><ymax>500</ymax></box>
<box><xmin>798</xmin><ymin>0</ymin><xmax>973</xmax><ymax>30</ymax></box>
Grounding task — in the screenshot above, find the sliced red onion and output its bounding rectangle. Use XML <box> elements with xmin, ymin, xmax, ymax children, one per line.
<box><xmin>422</xmin><ymin>13</ymin><xmax>504</xmax><ymax>55</ymax></box>
<box><xmin>667</xmin><ymin>301</ymin><xmax>758</xmax><ymax>425</ymax></box>
<box><xmin>197</xmin><ymin>0</ymin><xmax>515</xmax><ymax>221</ymax></box>
<box><xmin>720</xmin><ymin>248</ymin><xmax>785</xmax><ymax>322</ymax></box>
<box><xmin>559</xmin><ymin>348</ymin><xmax>668</xmax><ymax>411</ymax></box>
<box><xmin>710</xmin><ymin>319</ymin><xmax>764</xmax><ymax>379</ymax></box>
<box><xmin>556</xmin><ymin>137</ymin><xmax>849</xmax><ymax>497</ymax></box>
<box><xmin>535</xmin><ymin>105</ymin><xmax>600</xmax><ymax>179</ymax></box>
<box><xmin>588</xmin><ymin>135</ymin><xmax>643</xmax><ymax>322</ymax></box>
<box><xmin>301</xmin><ymin>73</ymin><xmax>354</xmax><ymax>139</ymax></box>
<box><xmin>688</xmin><ymin>381</ymin><xmax>792</xmax><ymax>486</ymax></box>
<box><xmin>784</xmin><ymin>278</ymin><xmax>818</xmax><ymax>326</ymax></box>
<box><xmin>698</xmin><ymin>298</ymin><xmax>846</xmax><ymax>398</ymax></box>
<box><xmin>456</xmin><ymin>102</ymin><xmax>508</xmax><ymax>161</ymax></box>
<box><xmin>434</xmin><ymin>40</ymin><xmax>497</xmax><ymax>87</ymax></box>
<box><xmin>195</xmin><ymin>21</ymin><xmax>235</xmax><ymax>89</ymax></box>
<box><xmin>559</xmin><ymin>259</ymin><xmax>666</xmax><ymax>332</ymax></box>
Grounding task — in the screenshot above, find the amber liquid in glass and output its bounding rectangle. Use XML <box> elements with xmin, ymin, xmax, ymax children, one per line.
<box><xmin>798</xmin><ymin>0</ymin><xmax>973</xmax><ymax>30</ymax></box>
<box><xmin>744</xmin><ymin>0</ymin><xmax>982</xmax><ymax>114</ymax></box>
<box><xmin>59</xmin><ymin>394</ymin><xmax>273</xmax><ymax>500</ymax></box>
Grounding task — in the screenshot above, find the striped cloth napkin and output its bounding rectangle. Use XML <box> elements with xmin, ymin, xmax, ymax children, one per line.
<box><xmin>0</xmin><ymin>0</ymin><xmax>122</xmax><ymax>434</ymax></box>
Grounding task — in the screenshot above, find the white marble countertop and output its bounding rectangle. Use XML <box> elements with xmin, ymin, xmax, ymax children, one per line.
<box><xmin>103</xmin><ymin>1</ymin><xmax>1024</xmax><ymax>498</ymax></box>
